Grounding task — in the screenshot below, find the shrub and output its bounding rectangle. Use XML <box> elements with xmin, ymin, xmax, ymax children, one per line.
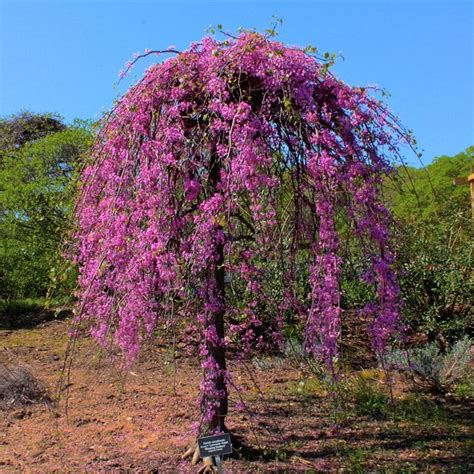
<box><xmin>394</xmin><ymin>220</ymin><xmax>473</xmax><ymax>343</ymax></box>
<box><xmin>350</xmin><ymin>376</ymin><xmax>389</xmax><ymax>418</ymax></box>
<box><xmin>385</xmin><ymin>336</ymin><xmax>473</xmax><ymax>394</ymax></box>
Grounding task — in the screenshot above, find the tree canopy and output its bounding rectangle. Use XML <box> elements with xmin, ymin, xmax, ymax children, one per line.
<box><xmin>0</xmin><ymin>116</ymin><xmax>92</xmax><ymax>302</ymax></box>
<box><xmin>387</xmin><ymin>146</ymin><xmax>474</xmax><ymax>223</ymax></box>
<box><xmin>74</xmin><ymin>32</ymin><xmax>412</xmax><ymax>448</ymax></box>
<box><xmin>384</xmin><ymin>147</ymin><xmax>474</xmax><ymax>342</ymax></box>
<box><xmin>0</xmin><ymin>111</ymin><xmax>66</xmax><ymax>153</ymax></box>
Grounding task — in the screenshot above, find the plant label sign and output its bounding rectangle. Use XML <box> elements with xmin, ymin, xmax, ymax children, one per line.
<box><xmin>198</xmin><ymin>433</ymin><xmax>232</xmax><ymax>457</ymax></box>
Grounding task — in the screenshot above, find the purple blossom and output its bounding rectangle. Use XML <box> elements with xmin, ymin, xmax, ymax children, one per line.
<box><xmin>73</xmin><ymin>31</ymin><xmax>410</xmax><ymax>429</ymax></box>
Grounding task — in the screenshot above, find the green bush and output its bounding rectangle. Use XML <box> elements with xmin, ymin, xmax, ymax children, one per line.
<box><xmin>0</xmin><ymin>115</ymin><xmax>92</xmax><ymax>302</ymax></box>
<box><xmin>385</xmin><ymin>337</ymin><xmax>473</xmax><ymax>394</ymax></box>
<box><xmin>395</xmin><ymin>222</ymin><xmax>473</xmax><ymax>342</ymax></box>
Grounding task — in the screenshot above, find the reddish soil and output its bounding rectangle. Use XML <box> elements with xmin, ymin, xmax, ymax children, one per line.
<box><xmin>1</xmin><ymin>319</ymin><xmax>473</xmax><ymax>473</ymax></box>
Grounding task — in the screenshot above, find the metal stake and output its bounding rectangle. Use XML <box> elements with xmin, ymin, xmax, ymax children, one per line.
<box><xmin>215</xmin><ymin>455</ymin><xmax>223</xmax><ymax>474</ymax></box>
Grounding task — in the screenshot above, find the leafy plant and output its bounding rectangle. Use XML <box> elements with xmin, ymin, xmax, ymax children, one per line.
<box><xmin>391</xmin><ymin>394</ymin><xmax>447</xmax><ymax>422</ymax></box>
<box><xmin>387</xmin><ymin>147</ymin><xmax>474</xmax><ymax>223</ymax></box>
<box><xmin>395</xmin><ymin>222</ymin><xmax>473</xmax><ymax>342</ymax></box>
<box><xmin>0</xmin><ymin>117</ymin><xmax>92</xmax><ymax>304</ymax></box>
<box><xmin>385</xmin><ymin>337</ymin><xmax>473</xmax><ymax>393</ymax></box>
<box><xmin>351</xmin><ymin>376</ymin><xmax>389</xmax><ymax>418</ymax></box>
<box><xmin>344</xmin><ymin>447</ymin><xmax>370</xmax><ymax>473</ymax></box>
<box><xmin>383</xmin><ymin>147</ymin><xmax>474</xmax><ymax>343</ymax></box>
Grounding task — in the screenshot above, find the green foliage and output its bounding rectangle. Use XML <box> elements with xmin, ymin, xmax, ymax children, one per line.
<box><xmin>351</xmin><ymin>376</ymin><xmax>389</xmax><ymax>418</ymax></box>
<box><xmin>394</xmin><ymin>220</ymin><xmax>473</xmax><ymax>341</ymax></box>
<box><xmin>453</xmin><ymin>377</ymin><xmax>474</xmax><ymax>398</ymax></box>
<box><xmin>0</xmin><ymin>115</ymin><xmax>92</xmax><ymax>304</ymax></box>
<box><xmin>387</xmin><ymin>146</ymin><xmax>473</xmax><ymax>222</ymax></box>
<box><xmin>343</xmin><ymin>447</ymin><xmax>370</xmax><ymax>473</ymax></box>
<box><xmin>340</xmin><ymin>253</ymin><xmax>376</xmax><ymax>309</ymax></box>
<box><xmin>331</xmin><ymin>373</ymin><xmax>389</xmax><ymax>420</ymax></box>
<box><xmin>331</xmin><ymin>372</ymin><xmax>449</xmax><ymax>423</ymax></box>
<box><xmin>385</xmin><ymin>146</ymin><xmax>474</xmax><ymax>342</ymax></box>
<box><xmin>386</xmin><ymin>337</ymin><xmax>473</xmax><ymax>394</ymax></box>
<box><xmin>391</xmin><ymin>394</ymin><xmax>447</xmax><ymax>422</ymax></box>
<box><xmin>0</xmin><ymin>297</ymin><xmax>47</xmax><ymax>315</ymax></box>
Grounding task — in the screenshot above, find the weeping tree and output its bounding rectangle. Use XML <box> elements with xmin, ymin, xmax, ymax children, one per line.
<box><xmin>74</xmin><ymin>32</ymin><xmax>411</xmax><ymax>469</ymax></box>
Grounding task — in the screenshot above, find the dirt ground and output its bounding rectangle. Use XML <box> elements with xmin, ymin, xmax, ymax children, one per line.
<box><xmin>1</xmin><ymin>318</ymin><xmax>473</xmax><ymax>473</ymax></box>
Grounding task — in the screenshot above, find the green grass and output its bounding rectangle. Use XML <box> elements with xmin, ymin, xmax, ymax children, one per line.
<box><xmin>0</xmin><ymin>296</ymin><xmax>73</xmax><ymax>329</ymax></box>
<box><xmin>390</xmin><ymin>394</ymin><xmax>447</xmax><ymax>422</ymax></box>
<box><xmin>0</xmin><ymin>297</ymin><xmax>48</xmax><ymax>314</ymax></box>
<box><xmin>0</xmin><ymin>295</ymin><xmax>74</xmax><ymax>314</ymax></box>
<box><xmin>454</xmin><ymin>378</ymin><xmax>474</xmax><ymax>398</ymax></box>
<box><xmin>343</xmin><ymin>447</ymin><xmax>370</xmax><ymax>472</ymax></box>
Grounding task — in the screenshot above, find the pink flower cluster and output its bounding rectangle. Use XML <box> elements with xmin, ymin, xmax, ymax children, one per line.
<box><xmin>75</xmin><ymin>32</ymin><xmax>409</xmax><ymax>427</ymax></box>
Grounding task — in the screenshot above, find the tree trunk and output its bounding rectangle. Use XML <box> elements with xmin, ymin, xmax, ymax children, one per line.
<box><xmin>200</xmin><ymin>235</ymin><xmax>228</xmax><ymax>434</ymax></box>
<box><xmin>199</xmin><ymin>150</ymin><xmax>228</xmax><ymax>435</ymax></box>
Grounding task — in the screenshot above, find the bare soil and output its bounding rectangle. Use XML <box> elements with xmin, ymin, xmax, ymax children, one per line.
<box><xmin>0</xmin><ymin>319</ymin><xmax>473</xmax><ymax>473</ymax></box>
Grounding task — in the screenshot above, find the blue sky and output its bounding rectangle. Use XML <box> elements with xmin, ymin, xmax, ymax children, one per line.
<box><xmin>0</xmin><ymin>0</ymin><xmax>472</xmax><ymax>165</ymax></box>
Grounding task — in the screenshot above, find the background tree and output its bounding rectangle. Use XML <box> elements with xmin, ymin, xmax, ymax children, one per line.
<box><xmin>74</xmin><ymin>32</ymin><xmax>411</xmax><ymax>469</ymax></box>
<box><xmin>0</xmin><ymin>115</ymin><xmax>92</xmax><ymax>312</ymax></box>
<box><xmin>0</xmin><ymin>111</ymin><xmax>65</xmax><ymax>154</ymax></box>
<box><xmin>386</xmin><ymin>147</ymin><xmax>474</xmax><ymax>343</ymax></box>
<box><xmin>387</xmin><ymin>146</ymin><xmax>473</xmax><ymax>222</ymax></box>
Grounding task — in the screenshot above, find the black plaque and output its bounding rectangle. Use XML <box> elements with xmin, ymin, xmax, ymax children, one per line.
<box><xmin>198</xmin><ymin>433</ymin><xmax>233</xmax><ymax>457</ymax></box>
